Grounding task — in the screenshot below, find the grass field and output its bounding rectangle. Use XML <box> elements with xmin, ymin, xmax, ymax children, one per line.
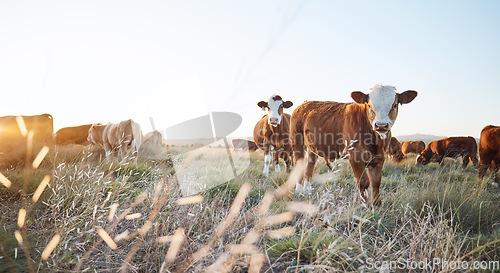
<box><xmin>0</xmin><ymin>143</ymin><xmax>499</xmax><ymax>272</ymax></box>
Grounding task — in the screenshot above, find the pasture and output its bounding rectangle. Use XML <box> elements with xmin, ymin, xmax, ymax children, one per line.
<box><xmin>0</xmin><ymin>143</ymin><xmax>499</xmax><ymax>272</ymax></box>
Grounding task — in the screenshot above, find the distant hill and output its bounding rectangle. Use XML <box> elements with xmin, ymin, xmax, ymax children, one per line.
<box><xmin>395</xmin><ymin>134</ymin><xmax>446</xmax><ymax>143</ymax></box>
<box><xmin>165</xmin><ymin>137</ymin><xmax>254</xmax><ymax>147</ymax></box>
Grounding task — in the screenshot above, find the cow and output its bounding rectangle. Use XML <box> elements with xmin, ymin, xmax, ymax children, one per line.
<box><xmin>291</xmin><ymin>84</ymin><xmax>417</xmax><ymax>205</ymax></box>
<box><xmin>387</xmin><ymin>137</ymin><xmax>404</xmax><ymax>162</ymax></box>
<box><xmin>478</xmin><ymin>125</ymin><xmax>500</xmax><ymax>186</ymax></box>
<box><xmin>87</xmin><ymin>119</ymin><xmax>143</xmax><ymax>162</ymax></box>
<box><xmin>232</xmin><ymin>139</ymin><xmax>258</xmax><ymax>152</ymax></box>
<box><xmin>253</xmin><ymin>95</ymin><xmax>293</xmax><ymax>177</ymax></box>
<box><xmin>401</xmin><ymin>141</ymin><xmax>425</xmax><ymax>155</ymax></box>
<box><xmin>416</xmin><ymin>136</ymin><xmax>478</xmax><ymax>168</ymax></box>
<box><xmin>55</xmin><ymin>124</ymin><xmax>100</xmax><ymax>145</ymax></box>
<box><xmin>142</xmin><ymin>131</ymin><xmax>163</xmax><ymax>146</ymax></box>
<box><xmin>0</xmin><ymin>113</ymin><xmax>54</xmax><ymax>142</ymax></box>
<box><xmin>139</xmin><ymin>130</ymin><xmax>164</xmax><ymax>159</ymax></box>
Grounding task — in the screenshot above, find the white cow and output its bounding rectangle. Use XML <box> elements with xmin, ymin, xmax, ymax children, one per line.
<box><xmin>88</xmin><ymin>119</ymin><xmax>143</xmax><ymax>162</ymax></box>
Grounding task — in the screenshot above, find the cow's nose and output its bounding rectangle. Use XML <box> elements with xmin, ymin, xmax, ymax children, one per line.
<box><xmin>375</xmin><ymin>122</ymin><xmax>389</xmax><ymax>131</ymax></box>
<box><xmin>269</xmin><ymin>117</ymin><xmax>279</xmax><ymax>124</ymax></box>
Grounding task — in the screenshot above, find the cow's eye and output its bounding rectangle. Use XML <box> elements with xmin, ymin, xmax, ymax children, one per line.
<box><xmin>392</xmin><ymin>104</ymin><xmax>398</xmax><ymax>109</ymax></box>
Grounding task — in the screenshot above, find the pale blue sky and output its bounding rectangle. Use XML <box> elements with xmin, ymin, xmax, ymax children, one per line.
<box><xmin>0</xmin><ymin>0</ymin><xmax>498</xmax><ymax>138</ymax></box>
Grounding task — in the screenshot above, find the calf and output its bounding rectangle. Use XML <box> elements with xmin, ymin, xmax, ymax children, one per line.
<box><xmin>416</xmin><ymin>136</ymin><xmax>478</xmax><ymax>168</ymax></box>
<box><xmin>253</xmin><ymin>95</ymin><xmax>293</xmax><ymax>177</ymax></box>
<box><xmin>401</xmin><ymin>141</ymin><xmax>425</xmax><ymax>155</ymax></box>
<box><xmin>291</xmin><ymin>84</ymin><xmax>417</xmax><ymax>205</ymax></box>
<box><xmin>478</xmin><ymin>125</ymin><xmax>500</xmax><ymax>186</ymax></box>
<box><xmin>387</xmin><ymin>137</ymin><xmax>404</xmax><ymax>162</ymax></box>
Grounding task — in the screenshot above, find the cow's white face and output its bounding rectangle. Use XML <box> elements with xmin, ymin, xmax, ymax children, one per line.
<box><xmin>257</xmin><ymin>95</ymin><xmax>293</xmax><ymax>127</ymax></box>
<box><xmin>352</xmin><ymin>85</ymin><xmax>418</xmax><ymax>140</ymax></box>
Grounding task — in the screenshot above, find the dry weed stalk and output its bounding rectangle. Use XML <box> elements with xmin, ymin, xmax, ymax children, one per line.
<box><xmin>121</xmin><ymin>176</ymin><xmax>177</xmax><ymax>272</ymax></box>
<box><xmin>205</xmin><ymin>160</ymin><xmax>307</xmax><ymax>272</ymax></box>
<box><xmin>174</xmin><ymin>182</ymin><xmax>253</xmax><ymax>272</ymax></box>
<box><xmin>8</xmin><ymin>118</ymin><xmax>56</xmax><ymax>273</ymax></box>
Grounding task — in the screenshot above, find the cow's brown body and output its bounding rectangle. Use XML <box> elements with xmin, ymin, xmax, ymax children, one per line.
<box><xmin>387</xmin><ymin>137</ymin><xmax>404</xmax><ymax>162</ymax></box>
<box><xmin>401</xmin><ymin>141</ymin><xmax>425</xmax><ymax>155</ymax></box>
<box><xmin>478</xmin><ymin>125</ymin><xmax>500</xmax><ymax>183</ymax></box>
<box><xmin>0</xmin><ymin>113</ymin><xmax>54</xmax><ymax>142</ymax></box>
<box><xmin>88</xmin><ymin>119</ymin><xmax>143</xmax><ymax>162</ymax></box>
<box><xmin>55</xmin><ymin>124</ymin><xmax>98</xmax><ymax>145</ymax></box>
<box><xmin>417</xmin><ymin>136</ymin><xmax>478</xmax><ymax>168</ymax></box>
<box><xmin>232</xmin><ymin>139</ymin><xmax>258</xmax><ymax>151</ymax></box>
<box><xmin>291</xmin><ymin>101</ymin><xmax>390</xmax><ymax>205</ymax></box>
<box><xmin>253</xmin><ymin>113</ymin><xmax>293</xmax><ymax>173</ymax></box>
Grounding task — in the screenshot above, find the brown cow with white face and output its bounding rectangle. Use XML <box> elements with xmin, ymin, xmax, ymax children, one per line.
<box><xmin>291</xmin><ymin>84</ymin><xmax>417</xmax><ymax>205</ymax></box>
<box><xmin>478</xmin><ymin>125</ymin><xmax>500</xmax><ymax>187</ymax></box>
<box><xmin>253</xmin><ymin>95</ymin><xmax>293</xmax><ymax>177</ymax></box>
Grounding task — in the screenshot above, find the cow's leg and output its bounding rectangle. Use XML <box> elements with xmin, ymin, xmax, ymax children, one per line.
<box><xmin>291</xmin><ymin>132</ymin><xmax>306</xmax><ymax>185</ymax></box>
<box><xmin>478</xmin><ymin>161</ymin><xmax>489</xmax><ymax>180</ymax></box>
<box><xmin>281</xmin><ymin>150</ymin><xmax>292</xmax><ymax>172</ymax></box>
<box><xmin>438</xmin><ymin>156</ymin><xmax>445</xmax><ymax>167</ymax></box>
<box><xmin>117</xmin><ymin>147</ymin><xmax>124</xmax><ymax>162</ymax></box>
<box><xmin>492</xmin><ymin>160</ymin><xmax>499</xmax><ymax>187</ymax></box>
<box><xmin>471</xmin><ymin>154</ymin><xmax>479</xmax><ymax>168</ymax></box>
<box><xmin>462</xmin><ymin>156</ymin><xmax>470</xmax><ymax>169</ymax></box>
<box><xmin>105</xmin><ymin>150</ymin><xmax>112</xmax><ymax>162</ymax></box>
<box><xmin>350</xmin><ymin>160</ymin><xmax>369</xmax><ymax>204</ymax></box>
<box><xmin>273</xmin><ymin>151</ymin><xmax>281</xmax><ymax>172</ymax></box>
<box><xmin>103</xmin><ymin>143</ymin><xmax>113</xmax><ymax>162</ymax></box>
<box><xmin>292</xmin><ymin>132</ymin><xmax>305</xmax><ymax>161</ymax></box>
<box><xmin>302</xmin><ymin>150</ymin><xmax>316</xmax><ymax>191</ymax></box>
<box><xmin>114</xmin><ymin>148</ymin><xmax>121</xmax><ymax>163</ymax></box>
<box><xmin>263</xmin><ymin>148</ymin><xmax>272</xmax><ymax>177</ymax></box>
<box><xmin>367</xmin><ymin>165</ymin><xmax>383</xmax><ymax>206</ymax></box>
<box><xmin>325</xmin><ymin>159</ymin><xmax>333</xmax><ymax>170</ymax></box>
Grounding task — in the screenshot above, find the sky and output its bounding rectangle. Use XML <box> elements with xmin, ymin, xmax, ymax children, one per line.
<box><xmin>0</xmin><ymin>0</ymin><xmax>499</xmax><ymax>139</ymax></box>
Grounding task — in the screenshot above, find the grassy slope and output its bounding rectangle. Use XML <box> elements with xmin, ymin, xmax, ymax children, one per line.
<box><xmin>0</xmin><ymin>146</ymin><xmax>498</xmax><ymax>272</ymax></box>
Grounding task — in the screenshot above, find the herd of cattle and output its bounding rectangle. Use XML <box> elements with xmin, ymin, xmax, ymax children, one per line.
<box><xmin>0</xmin><ymin>114</ymin><xmax>163</xmax><ymax>162</ymax></box>
<box><xmin>1</xmin><ymin>84</ymin><xmax>499</xmax><ymax>206</ymax></box>
<box><xmin>249</xmin><ymin>84</ymin><xmax>499</xmax><ymax>205</ymax></box>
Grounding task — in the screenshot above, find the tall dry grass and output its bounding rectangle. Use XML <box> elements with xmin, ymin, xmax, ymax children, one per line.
<box><xmin>0</xmin><ymin>144</ymin><xmax>498</xmax><ymax>272</ymax></box>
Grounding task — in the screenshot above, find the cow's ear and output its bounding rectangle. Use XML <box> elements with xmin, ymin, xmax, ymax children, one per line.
<box><xmin>283</xmin><ymin>101</ymin><xmax>293</xmax><ymax>108</ymax></box>
<box><xmin>351</xmin><ymin>91</ymin><xmax>369</xmax><ymax>104</ymax></box>
<box><xmin>398</xmin><ymin>90</ymin><xmax>418</xmax><ymax>104</ymax></box>
<box><xmin>257</xmin><ymin>101</ymin><xmax>268</xmax><ymax>109</ymax></box>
